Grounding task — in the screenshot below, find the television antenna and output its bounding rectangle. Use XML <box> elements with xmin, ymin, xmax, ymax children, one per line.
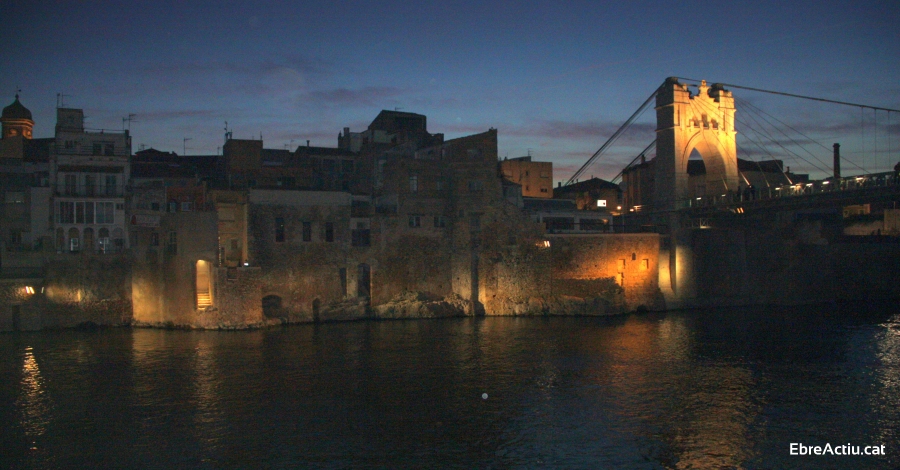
<box><xmin>122</xmin><ymin>113</ymin><xmax>137</xmax><ymax>131</ymax></box>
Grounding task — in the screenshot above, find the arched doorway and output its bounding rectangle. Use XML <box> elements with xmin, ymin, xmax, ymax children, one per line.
<box><xmin>98</xmin><ymin>228</ymin><xmax>110</xmax><ymax>253</ymax></box>
<box><xmin>67</xmin><ymin>227</ymin><xmax>80</xmax><ymax>252</ymax></box>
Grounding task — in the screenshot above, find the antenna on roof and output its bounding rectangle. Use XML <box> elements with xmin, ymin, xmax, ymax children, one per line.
<box><xmin>122</xmin><ymin>113</ymin><xmax>137</xmax><ymax>131</ymax></box>
<box><xmin>183</xmin><ymin>137</ymin><xmax>192</xmax><ymax>156</ymax></box>
<box><xmin>394</xmin><ymin>107</ymin><xmax>403</xmax><ymax>111</ymax></box>
<box><xmin>224</xmin><ymin>121</ymin><xmax>232</xmax><ymax>143</ymax></box>
<box><xmin>56</xmin><ymin>93</ymin><xmax>71</xmax><ymax>108</ymax></box>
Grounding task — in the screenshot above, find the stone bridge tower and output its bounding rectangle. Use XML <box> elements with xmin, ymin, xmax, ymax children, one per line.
<box><xmin>654</xmin><ymin>78</ymin><xmax>738</xmax><ymax>210</ymax></box>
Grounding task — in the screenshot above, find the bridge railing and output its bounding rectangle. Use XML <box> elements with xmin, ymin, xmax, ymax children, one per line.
<box><xmin>685</xmin><ymin>171</ymin><xmax>899</xmax><ymax>209</ymax></box>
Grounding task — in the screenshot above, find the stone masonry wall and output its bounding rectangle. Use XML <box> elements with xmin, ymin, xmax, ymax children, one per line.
<box><xmin>549</xmin><ymin>233</ymin><xmax>664</xmax><ymax>311</ymax></box>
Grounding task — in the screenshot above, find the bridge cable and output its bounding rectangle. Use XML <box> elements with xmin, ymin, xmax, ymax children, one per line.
<box><xmin>610</xmin><ymin>139</ymin><xmax>656</xmax><ymax>185</ymax></box>
<box><xmin>565</xmin><ymin>84</ymin><xmax>661</xmax><ymax>186</ymax></box>
<box><xmin>689</xmin><ymin>93</ymin><xmax>833</xmax><ymax>175</ymax></box>
<box><xmin>676</xmin><ymin>77</ymin><xmax>900</xmax><ymax>113</ymax></box>
<box><xmin>688</xmin><ymin>94</ymin><xmax>830</xmax><ymax>176</ymax></box>
<box><xmin>734</xmin><ymin>97</ymin><xmax>841</xmax><ymax>173</ymax></box>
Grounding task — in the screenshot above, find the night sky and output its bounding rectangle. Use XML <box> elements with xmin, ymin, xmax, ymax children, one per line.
<box><xmin>3</xmin><ymin>1</ymin><xmax>899</xmax><ymax>183</ymax></box>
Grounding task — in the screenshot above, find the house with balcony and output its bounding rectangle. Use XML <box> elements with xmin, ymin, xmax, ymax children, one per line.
<box><xmin>50</xmin><ymin>108</ymin><xmax>131</xmax><ymax>253</ymax></box>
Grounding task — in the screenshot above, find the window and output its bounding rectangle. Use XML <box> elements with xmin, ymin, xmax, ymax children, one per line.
<box><xmin>409</xmin><ymin>175</ymin><xmax>418</xmax><ymax>193</ymax></box>
<box><xmin>105</xmin><ymin>175</ymin><xmax>117</xmax><ymax>196</ymax></box>
<box><xmin>275</xmin><ymin>217</ymin><xmax>285</xmax><ymax>242</ymax></box>
<box><xmin>64</xmin><ymin>140</ymin><xmax>75</xmax><ymax>150</ymax></box>
<box><xmin>5</xmin><ymin>191</ymin><xmax>25</xmax><ymax>203</ymax></box>
<box><xmin>65</xmin><ymin>174</ymin><xmax>76</xmax><ymax>195</ymax></box>
<box><xmin>468</xmin><ymin>180</ymin><xmax>483</xmax><ymax>191</ymax></box>
<box><xmin>434</xmin><ymin>216</ymin><xmax>446</xmax><ymax>228</ymax></box>
<box><xmin>181</xmin><ymin>202</ymin><xmax>193</xmax><ymax>212</ymax></box>
<box><xmin>352</xmin><ymin>229</ymin><xmax>370</xmax><ymax>247</ymax></box>
<box><xmin>96</xmin><ymin>202</ymin><xmax>114</xmax><ymax>224</ymax></box>
<box><xmin>85</xmin><ymin>202</ymin><xmax>96</xmax><ymax>223</ymax></box>
<box><xmin>325</xmin><ymin>222</ymin><xmax>334</xmax><ymax>242</ymax></box>
<box><xmin>302</xmin><ymin>222</ymin><xmax>312</xmax><ymax>242</ymax></box>
<box><xmin>408</xmin><ymin>215</ymin><xmax>421</xmax><ymax>228</ymax></box>
<box><xmin>168</xmin><ymin>201</ymin><xmax>177</xmax><ymax>213</ymax></box>
<box><xmin>641</xmin><ymin>259</ymin><xmax>649</xmax><ymax>270</ymax></box>
<box><xmin>167</xmin><ymin>231</ymin><xmax>177</xmax><ymax>255</ymax></box>
<box><xmin>58</xmin><ymin>201</ymin><xmax>75</xmax><ymax>224</ymax></box>
<box><xmin>632</xmin><ymin>253</ymin><xmax>636</xmax><ymax>261</ymax></box>
<box><xmin>84</xmin><ymin>175</ymin><xmax>96</xmax><ymax>196</ymax></box>
<box><xmin>9</xmin><ymin>230</ymin><xmax>22</xmax><ymax>246</ymax></box>
<box><xmin>436</xmin><ymin>179</ymin><xmax>445</xmax><ymax>191</ymax></box>
<box><xmin>76</xmin><ymin>202</ymin><xmax>85</xmax><ymax>224</ymax></box>
<box><xmin>540</xmin><ymin>188</ymin><xmax>548</xmax><ymax>193</ymax></box>
<box><xmin>92</xmin><ymin>143</ymin><xmax>102</xmax><ymax>155</ymax></box>
<box><xmin>104</xmin><ymin>143</ymin><xmax>115</xmax><ymax>156</ymax></box>
<box><xmin>150</xmin><ymin>232</ymin><xmax>159</xmax><ymax>246</ymax></box>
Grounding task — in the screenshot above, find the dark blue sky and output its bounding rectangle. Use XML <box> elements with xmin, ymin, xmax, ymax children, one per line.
<box><xmin>3</xmin><ymin>1</ymin><xmax>899</xmax><ymax>182</ymax></box>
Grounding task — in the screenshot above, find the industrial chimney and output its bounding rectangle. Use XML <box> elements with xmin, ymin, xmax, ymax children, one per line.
<box><xmin>833</xmin><ymin>143</ymin><xmax>841</xmax><ymax>179</ymax></box>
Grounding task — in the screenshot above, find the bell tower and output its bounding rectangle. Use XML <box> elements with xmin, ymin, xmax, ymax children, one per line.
<box><xmin>1</xmin><ymin>94</ymin><xmax>35</xmax><ymax>140</ymax></box>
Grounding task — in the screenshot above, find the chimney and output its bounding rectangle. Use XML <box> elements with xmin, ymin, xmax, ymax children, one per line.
<box><xmin>833</xmin><ymin>143</ymin><xmax>841</xmax><ymax>179</ymax></box>
<box><xmin>307</xmin><ymin>140</ymin><xmax>310</xmax><ymax>147</ymax></box>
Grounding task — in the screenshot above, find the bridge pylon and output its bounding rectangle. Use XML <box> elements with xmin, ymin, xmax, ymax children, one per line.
<box><xmin>654</xmin><ymin>78</ymin><xmax>739</xmax><ymax>210</ymax></box>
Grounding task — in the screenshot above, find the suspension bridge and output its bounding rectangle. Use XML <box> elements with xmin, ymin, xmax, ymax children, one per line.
<box><xmin>566</xmin><ymin>77</ymin><xmax>900</xmax><ymax>222</ymax></box>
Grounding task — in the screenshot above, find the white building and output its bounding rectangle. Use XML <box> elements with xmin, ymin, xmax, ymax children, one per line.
<box><xmin>50</xmin><ymin>108</ymin><xmax>131</xmax><ymax>253</ymax></box>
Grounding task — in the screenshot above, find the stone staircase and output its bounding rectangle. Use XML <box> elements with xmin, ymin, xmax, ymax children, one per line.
<box><xmin>197</xmin><ymin>291</ymin><xmax>211</xmax><ymax>309</ymax></box>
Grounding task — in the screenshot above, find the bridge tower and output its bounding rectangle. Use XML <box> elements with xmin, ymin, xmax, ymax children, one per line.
<box><xmin>654</xmin><ymin>78</ymin><xmax>738</xmax><ymax>210</ymax></box>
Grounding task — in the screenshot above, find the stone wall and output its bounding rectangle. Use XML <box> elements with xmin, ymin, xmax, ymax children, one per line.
<box><xmin>1</xmin><ymin>252</ymin><xmax>132</xmax><ymax>331</ymax></box>
<box><xmin>549</xmin><ymin>233</ymin><xmax>664</xmax><ymax>312</ymax></box>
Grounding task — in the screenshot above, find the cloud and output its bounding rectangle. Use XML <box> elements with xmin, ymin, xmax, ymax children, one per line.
<box><xmin>131</xmin><ymin>109</ymin><xmax>221</xmax><ymax>121</ymax></box>
<box><xmin>304</xmin><ymin>86</ymin><xmax>409</xmax><ymax>107</ymax></box>
<box><xmin>503</xmin><ymin>119</ymin><xmax>656</xmax><ymax>141</ymax></box>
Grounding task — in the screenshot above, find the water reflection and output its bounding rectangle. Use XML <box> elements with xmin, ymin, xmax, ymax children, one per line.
<box><xmin>1</xmin><ymin>306</ymin><xmax>898</xmax><ymax>468</ymax></box>
<box><xmin>18</xmin><ymin>347</ymin><xmax>52</xmax><ymax>450</ymax></box>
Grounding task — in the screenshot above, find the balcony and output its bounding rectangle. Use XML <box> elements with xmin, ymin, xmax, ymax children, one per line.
<box><xmin>56</xmin><ymin>184</ymin><xmax>125</xmax><ymax>198</ymax></box>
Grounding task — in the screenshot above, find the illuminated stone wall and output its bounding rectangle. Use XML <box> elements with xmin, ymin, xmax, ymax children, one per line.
<box><xmin>549</xmin><ymin>233</ymin><xmax>664</xmax><ymax>311</ymax></box>
<box><xmin>0</xmin><ymin>253</ymin><xmax>132</xmax><ymax>331</ymax></box>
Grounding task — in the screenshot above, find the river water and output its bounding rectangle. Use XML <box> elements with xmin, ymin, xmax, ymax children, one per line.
<box><xmin>1</xmin><ymin>303</ymin><xmax>898</xmax><ymax>469</ymax></box>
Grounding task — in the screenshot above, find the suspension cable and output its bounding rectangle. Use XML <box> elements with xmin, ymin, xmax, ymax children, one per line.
<box><xmin>676</xmin><ymin>77</ymin><xmax>900</xmax><ymax>113</ymax></box>
<box><xmin>565</xmin><ymin>84</ymin><xmax>661</xmax><ymax>185</ymax></box>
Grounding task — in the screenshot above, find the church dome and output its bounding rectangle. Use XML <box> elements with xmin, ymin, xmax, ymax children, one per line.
<box><xmin>2</xmin><ymin>95</ymin><xmax>33</xmax><ymax>121</ymax></box>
